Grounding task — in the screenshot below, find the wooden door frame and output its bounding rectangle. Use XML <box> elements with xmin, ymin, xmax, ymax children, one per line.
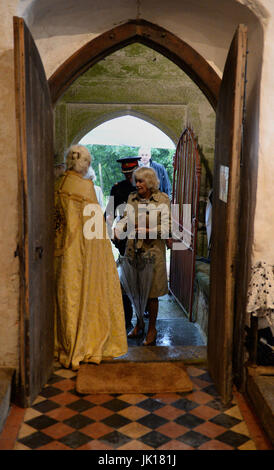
<box><xmin>208</xmin><ymin>25</ymin><xmax>248</xmax><ymax>403</ymax></box>
<box><xmin>14</xmin><ymin>16</ymin><xmax>54</xmax><ymax>406</ymax></box>
<box><xmin>48</xmin><ymin>19</ymin><xmax>220</xmax><ymax>110</ymax></box>
<box><xmin>14</xmin><ymin>17</ymin><xmax>29</xmax><ymax>405</ymax></box>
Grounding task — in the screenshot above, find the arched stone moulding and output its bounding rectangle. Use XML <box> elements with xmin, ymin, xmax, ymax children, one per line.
<box><xmin>49</xmin><ymin>19</ymin><xmax>221</xmax><ymax>110</ymax></box>
<box><xmin>70</xmin><ymin>109</ymin><xmax>178</xmax><ymax>147</ymax></box>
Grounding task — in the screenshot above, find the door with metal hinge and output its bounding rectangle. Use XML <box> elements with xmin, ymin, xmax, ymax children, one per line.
<box><xmin>207</xmin><ymin>24</ymin><xmax>248</xmax><ymax>405</ymax></box>
<box><xmin>14</xmin><ymin>17</ymin><xmax>54</xmax><ymax>406</ymax></box>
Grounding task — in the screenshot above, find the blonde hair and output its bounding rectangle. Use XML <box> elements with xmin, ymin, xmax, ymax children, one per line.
<box><xmin>133</xmin><ymin>167</ymin><xmax>159</xmax><ymax>192</ymax></box>
<box><xmin>65</xmin><ymin>145</ymin><xmax>91</xmax><ymax>175</ymax></box>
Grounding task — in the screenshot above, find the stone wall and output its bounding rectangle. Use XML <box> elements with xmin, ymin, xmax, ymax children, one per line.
<box><xmin>0</xmin><ymin>1</ymin><xmax>20</xmax><ymax>369</ymax></box>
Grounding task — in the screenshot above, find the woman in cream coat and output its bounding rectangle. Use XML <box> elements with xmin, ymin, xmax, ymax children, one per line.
<box><xmin>115</xmin><ymin>166</ymin><xmax>172</xmax><ymax>346</ymax></box>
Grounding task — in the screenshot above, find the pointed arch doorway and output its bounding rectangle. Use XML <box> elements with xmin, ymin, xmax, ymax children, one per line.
<box><xmin>14</xmin><ymin>17</ymin><xmax>247</xmax><ymax>406</ymax></box>
<box><xmin>48</xmin><ymin>19</ymin><xmax>220</xmax><ymax>109</ymax></box>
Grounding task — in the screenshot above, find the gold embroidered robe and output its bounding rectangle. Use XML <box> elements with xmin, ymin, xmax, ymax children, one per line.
<box><xmin>54</xmin><ymin>171</ymin><xmax>127</xmax><ymax>370</ymax></box>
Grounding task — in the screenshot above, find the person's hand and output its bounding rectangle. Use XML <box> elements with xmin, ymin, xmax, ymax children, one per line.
<box><xmin>135</xmin><ymin>226</ymin><xmax>148</xmax><ymax>237</ymax></box>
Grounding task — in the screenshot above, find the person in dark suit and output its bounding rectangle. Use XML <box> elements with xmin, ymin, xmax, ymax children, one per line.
<box><xmin>105</xmin><ymin>156</ymin><xmax>141</xmax><ymax>255</ymax></box>
<box><xmin>105</xmin><ymin>156</ymin><xmax>141</xmax><ymax>328</ymax></box>
<box><xmin>138</xmin><ymin>146</ymin><xmax>172</xmax><ymax>198</ymax></box>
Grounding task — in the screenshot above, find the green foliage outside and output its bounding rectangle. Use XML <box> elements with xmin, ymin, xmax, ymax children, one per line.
<box><xmin>85</xmin><ymin>144</ymin><xmax>174</xmax><ymax>198</ymax></box>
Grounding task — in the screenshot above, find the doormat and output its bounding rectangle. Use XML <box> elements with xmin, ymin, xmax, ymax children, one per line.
<box><xmin>76</xmin><ymin>361</ymin><xmax>193</xmax><ymax>394</ymax></box>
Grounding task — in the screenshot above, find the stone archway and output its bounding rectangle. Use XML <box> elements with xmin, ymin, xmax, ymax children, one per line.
<box><xmin>71</xmin><ymin>110</ymin><xmax>178</xmax><ymax>148</ymax></box>
<box><xmin>49</xmin><ymin>17</ymin><xmax>224</xmax><ymax>377</ymax></box>
<box><xmin>48</xmin><ymin>19</ymin><xmax>221</xmax><ymax>109</ymax></box>
<box><xmin>53</xmin><ymin>28</ymin><xmax>216</xmax><ymax>265</ymax></box>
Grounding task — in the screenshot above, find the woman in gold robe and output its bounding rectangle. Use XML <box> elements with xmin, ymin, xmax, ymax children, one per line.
<box><xmin>54</xmin><ymin>145</ymin><xmax>128</xmax><ymax>370</ymax></box>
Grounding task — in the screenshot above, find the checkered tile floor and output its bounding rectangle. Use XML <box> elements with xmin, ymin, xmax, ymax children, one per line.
<box><xmin>10</xmin><ymin>363</ymin><xmax>260</xmax><ymax>450</ymax></box>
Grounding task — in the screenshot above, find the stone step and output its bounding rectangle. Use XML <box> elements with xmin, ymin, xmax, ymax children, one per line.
<box><xmin>108</xmin><ymin>345</ymin><xmax>207</xmax><ymax>364</ymax></box>
<box><xmin>0</xmin><ymin>368</ymin><xmax>15</xmax><ymax>434</ymax></box>
<box><xmin>247</xmin><ymin>372</ymin><xmax>274</xmax><ymax>446</ymax></box>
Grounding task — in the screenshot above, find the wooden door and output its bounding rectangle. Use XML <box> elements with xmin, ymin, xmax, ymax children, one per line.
<box><xmin>14</xmin><ymin>17</ymin><xmax>54</xmax><ymax>406</ymax></box>
<box><xmin>169</xmin><ymin>127</ymin><xmax>201</xmax><ymax>320</ymax></box>
<box><xmin>208</xmin><ymin>25</ymin><xmax>247</xmax><ymax>404</ymax></box>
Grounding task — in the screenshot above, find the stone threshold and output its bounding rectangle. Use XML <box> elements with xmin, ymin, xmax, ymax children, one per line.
<box><xmin>105</xmin><ymin>345</ymin><xmax>207</xmax><ymax>364</ymax></box>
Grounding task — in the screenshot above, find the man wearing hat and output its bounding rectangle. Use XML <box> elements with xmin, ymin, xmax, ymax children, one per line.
<box><xmin>105</xmin><ymin>156</ymin><xmax>140</xmax><ymax>329</ymax></box>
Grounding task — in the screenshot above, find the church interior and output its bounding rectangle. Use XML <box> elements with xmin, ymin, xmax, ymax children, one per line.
<box><xmin>0</xmin><ymin>0</ymin><xmax>273</xmax><ymax>451</ymax></box>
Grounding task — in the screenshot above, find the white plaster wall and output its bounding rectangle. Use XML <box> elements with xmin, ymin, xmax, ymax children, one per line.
<box><xmin>20</xmin><ymin>0</ymin><xmax>260</xmax><ymax>78</ymax></box>
<box><xmin>22</xmin><ymin>0</ymin><xmax>139</xmax><ymax>78</ymax></box>
<box><xmin>0</xmin><ymin>0</ymin><xmax>20</xmax><ymax>368</ymax></box>
<box><xmin>252</xmin><ymin>0</ymin><xmax>274</xmax><ymax>264</ymax></box>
